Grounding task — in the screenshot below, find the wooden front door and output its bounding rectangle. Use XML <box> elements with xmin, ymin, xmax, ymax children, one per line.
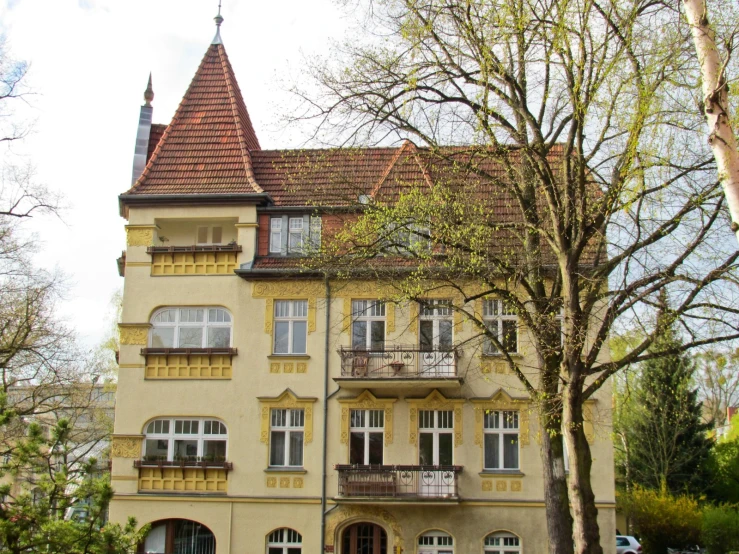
<box><xmin>342</xmin><ymin>522</ymin><xmax>387</xmax><ymax>554</ymax></box>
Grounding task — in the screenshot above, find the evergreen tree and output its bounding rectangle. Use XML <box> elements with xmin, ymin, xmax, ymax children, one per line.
<box><xmin>627</xmin><ymin>306</ymin><xmax>713</xmax><ymax>495</ymax></box>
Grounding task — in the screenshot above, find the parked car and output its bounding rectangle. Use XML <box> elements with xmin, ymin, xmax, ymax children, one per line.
<box><xmin>617</xmin><ymin>536</ymin><xmax>642</xmax><ymax>554</ymax></box>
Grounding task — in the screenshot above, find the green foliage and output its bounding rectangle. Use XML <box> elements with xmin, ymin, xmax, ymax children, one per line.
<box><xmin>702</xmin><ymin>505</ymin><xmax>739</xmax><ymax>554</ymax></box>
<box><xmin>620</xmin><ymin>486</ymin><xmax>702</xmax><ymax>554</ymax></box>
<box><xmin>626</xmin><ymin>310</ymin><xmax>713</xmax><ymax>496</ymax></box>
<box><xmin>707</xmin><ymin>440</ymin><xmax>739</xmax><ymax>503</ymax></box>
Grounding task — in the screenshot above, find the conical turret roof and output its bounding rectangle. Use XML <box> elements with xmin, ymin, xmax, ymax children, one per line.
<box><xmin>123</xmin><ymin>41</ymin><xmax>263</xmax><ymax>197</ymax></box>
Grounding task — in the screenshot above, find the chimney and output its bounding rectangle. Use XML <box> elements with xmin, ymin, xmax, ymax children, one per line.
<box><xmin>131</xmin><ymin>74</ymin><xmax>154</xmax><ymax>185</ymax></box>
<box><xmin>728</xmin><ymin>406</ymin><xmax>738</xmax><ymax>424</ymax></box>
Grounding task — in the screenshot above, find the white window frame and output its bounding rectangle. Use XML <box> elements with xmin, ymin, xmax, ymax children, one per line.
<box><xmin>484</xmin><ymin>531</ymin><xmax>521</xmax><ymax>554</ymax></box>
<box><xmin>418</xmin><ymin>410</ymin><xmax>454</xmax><ymax>465</ymax></box>
<box><xmin>349</xmin><ymin>409</ymin><xmax>385</xmax><ymax>465</ymax></box>
<box><xmin>418</xmin><ymin>530</ymin><xmax>454</xmax><ymax>554</ymax></box>
<box><xmin>387</xmin><ymin>222</ymin><xmax>431</xmax><ymax>255</ymax></box>
<box><xmin>273</xmin><ymin>300</ymin><xmax>308</xmax><ymax>354</ymax></box>
<box><xmin>269</xmin><ymin>215</ymin><xmax>321</xmax><ymax>255</ymax></box>
<box><xmin>142</xmin><ymin>417</ymin><xmax>228</xmax><ymax>462</ymax></box>
<box><xmin>483</xmin><ymin>410</ymin><xmax>520</xmax><ymax>470</ymax></box>
<box><xmin>269</xmin><ymin>408</ymin><xmax>305</xmax><ymax>468</ymax></box>
<box><xmin>351</xmin><ymin>300</ymin><xmax>386</xmax><ymax>351</ymax></box>
<box><xmin>267</xmin><ymin>528</ymin><xmax>302</xmax><ymax>554</ymax></box>
<box><xmin>149</xmin><ymin>307</ymin><xmax>232</xmax><ymax>349</ymax></box>
<box><xmin>482</xmin><ymin>299</ymin><xmax>518</xmax><ymax>355</ymax></box>
<box><xmin>419</xmin><ymin>299</ymin><xmax>453</xmax><ymax>351</ymax></box>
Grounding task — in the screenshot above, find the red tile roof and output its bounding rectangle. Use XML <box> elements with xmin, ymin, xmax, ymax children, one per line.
<box><xmin>123</xmin><ymin>42</ymin><xmax>262</xmax><ymax>197</ymax></box>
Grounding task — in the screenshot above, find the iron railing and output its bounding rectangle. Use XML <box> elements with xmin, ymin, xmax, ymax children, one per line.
<box><xmin>338</xmin><ymin>346</ymin><xmax>459</xmax><ymax>379</ymax></box>
<box><xmin>336</xmin><ymin>465</ymin><xmax>462</xmax><ymax>499</ymax></box>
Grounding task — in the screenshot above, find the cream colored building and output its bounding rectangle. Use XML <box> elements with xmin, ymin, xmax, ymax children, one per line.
<box><xmin>110</xmin><ymin>19</ymin><xmax>616</xmax><ymax>554</ymax></box>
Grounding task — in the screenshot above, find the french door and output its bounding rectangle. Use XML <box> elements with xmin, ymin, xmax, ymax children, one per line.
<box><xmin>419</xmin><ymin>300</ymin><xmax>454</xmax><ymax>376</ymax></box>
<box><xmin>342</xmin><ymin>523</ymin><xmax>387</xmax><ymax>554</ymax></box>
<box><xmin>418</xmin><ymin>410</ymin><xmax>454</xmax><ymax>496</ymax></box>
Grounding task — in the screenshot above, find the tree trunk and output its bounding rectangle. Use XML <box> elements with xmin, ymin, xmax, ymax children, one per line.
<box><xmin>539</xmin><ymin>389</ymin><xmax>575</xmax><ymax>554</ymax></box>
<box><xmin>684</xmin><ymin>0</ymin><xmax>739</xmax><ymax>242</ymax></box>
<box><xmin>563</xmin><ymin>384</ymin><xmax>603</xmax><ymax>554</ymax></box>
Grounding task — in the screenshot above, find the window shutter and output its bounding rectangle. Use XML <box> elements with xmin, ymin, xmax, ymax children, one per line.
<box><xmin>310</xmin><ymin>216</ymin><xmax>322</xmax><ymax>251</ymax></box>
<box><xmin>280</xmin><ymin>215</ymin><xmax>289</xmax><ymax>255</ymax></box>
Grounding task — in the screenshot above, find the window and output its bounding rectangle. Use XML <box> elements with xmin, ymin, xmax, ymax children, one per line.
<box><xmin>143</xmin><ymin>418</ymin><xmax>227</xmax><ymax>462</ymax></box>
<box><xmin>267</xmin><ymin>528</ymin><xmax>302</xmax><ymax>554</ymax></box>
<box><xmin>482</xmin><ymin>300</ymin><xmax>518</xmax><ymax>354</ymax></box>
<box><xmin>269</xmin><ymin>215</ymin><xmax>321</xmax><ymax>255</ymax></box>
<box><xmin>196</xmin><ymin>225</ymin><xmax>223</xmax><ymax>245</ymax></box>
<box><xmin>420</xmin><ymin>300</ymin><xmax>453</xmax><ymax>352</ymax></box>
<box><xmin>351</xmin><ymin>300</ymin><xmax>386</xmax><ymax>351</ymax></box>
<box><xmin>149</xmin><ymin>307</ymin><xmax>232</xmax><ymax>349</ymax></box>
<box><xmin>273</xmin><ymin>300</ymin><xmax>308</xmax><ymax>354</ymax></box>
<box><xmin>483</xmin><ymin>411</ymin><xmax>519</xmax><ymax>470</ymax></box>
<box><xmin>418</xmin><ymin>531</ymin><xmax>453</xmax><ymax>554</ymax></box>
<box><xmin>350</xmin><ymin>409</ymin><xmax>384</xmax><ymax>464</ymax></box>
<box><xmin>419</xmin><ymin>410</ymin><xmax>453</xmax><ymax>465</ymax></box>
<box><xmin>270</xmin><ymin>409</ymin><xmax>304</xmax><ymax>467</ymax></box>
<box><xmin>484</xmin><ymin>532</ymin><xmax>521</xmax><ymax>554</ymax></box>
<box><xmin>386</xmin><ymin>223</ymin><xmax>431</xmax><ymax>255</ymax></box>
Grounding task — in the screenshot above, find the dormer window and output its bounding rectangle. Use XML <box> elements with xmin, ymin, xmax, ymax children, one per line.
<box><xmin>269</xmin><ymin>215</ymin><xmax>321</xmax><ymax>255</ymax></box>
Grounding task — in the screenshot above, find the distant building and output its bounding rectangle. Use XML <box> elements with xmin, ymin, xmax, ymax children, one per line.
<box><xmin>110</xmin><ymin>13</ymin><xmax>616</xmax><ymax>554</ymax></box>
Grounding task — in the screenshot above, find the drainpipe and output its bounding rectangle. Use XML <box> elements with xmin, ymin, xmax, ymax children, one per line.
<box><xmin>320</xmin><ymin>275</ymin><xmax>331</xmax><ymax>554</ymax></box>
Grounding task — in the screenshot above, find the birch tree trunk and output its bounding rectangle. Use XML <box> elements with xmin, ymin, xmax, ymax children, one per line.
<box><xmin>684</xmin><ymin>0</ymin><xmax>739</xmax><ymax>242</ymax></box>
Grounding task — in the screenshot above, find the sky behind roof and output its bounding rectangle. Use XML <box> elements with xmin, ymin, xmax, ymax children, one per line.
<box><xmin>0</xmin><ymin>0</ymin><xmax>349</xmax><ymax>347</ymax></box>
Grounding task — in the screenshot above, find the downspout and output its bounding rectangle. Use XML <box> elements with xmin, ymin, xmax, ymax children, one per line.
<box><xmin>320</xmin><ymin>275</ymin><xmax>331</xmax><ymax>554</ymax></box>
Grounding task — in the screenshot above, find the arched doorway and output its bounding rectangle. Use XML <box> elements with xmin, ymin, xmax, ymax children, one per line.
<box><xmin>342</xmin><ymin>522</ymin><xmax>387</xmax><ymax>554</ymax></box>
<box><xmin>139</xmin><ymin>518</ymin><xmax>216</xmax><ymax>554</ymax></box>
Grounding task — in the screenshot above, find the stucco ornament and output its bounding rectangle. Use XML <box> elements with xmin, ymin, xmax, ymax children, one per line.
<box><xmin>126</xmin><ymin>227</ymin><xmax>154</xmax><ymax>247</ymax></box>
<box><xmin>119</xmin><ymin>324</ymin><xmax>150</xmax><ymax>346</ymax></box>
<box><xmin>111</xmin><ymin>435</ymin><xmax>144</xmax><ymax>458</ymax></box>
<box><xmin>324</xmin><ymin>505</ymin><xmax>403</xmax><ymax>548</ymax></box>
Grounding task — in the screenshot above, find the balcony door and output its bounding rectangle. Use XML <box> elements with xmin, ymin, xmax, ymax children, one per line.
<box><xmin>342</xmin><ymin>523</ymin><xmax>387</xmax><ymax>554</ymax></box>
<box><xmin>419</xmin><ymin>300</ymin><xmax>454</xmax><ymax>376</ymax></box>
<box><xmin>418</xmin><ymin>410</ymin><xmax>454</xmax><ymax>496</ymax></box>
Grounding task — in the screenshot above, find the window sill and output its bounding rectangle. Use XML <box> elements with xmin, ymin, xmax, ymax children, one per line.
<box><xmin>479</xmin><ymin>470</ymin><xmax>525</xmax><ymax>477</ymax></box>
<box><xmin>267</xmin><ymin>354</ymin><xmax>310</xmax><ymax>360</ymax></box>
<box><xmin>481</xmin><ymin>353</ymin><xmax>523</xmax><ymax>359</ymax></box>
<box><xmin>264</xmin><ymin>467</ymin><xmax>307</xmax><ymax>474</ymax></box>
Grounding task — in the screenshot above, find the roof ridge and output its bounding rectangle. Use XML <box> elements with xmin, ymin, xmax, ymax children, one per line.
<box><xmin>216</xmin><ymin>44</ymin><xmax>263</xmax><ymax>194</ymax></box>
<box><xmin>371</xmin><ymin>140</ymin><xmax>414</xmax><ymax>198</ymax></box>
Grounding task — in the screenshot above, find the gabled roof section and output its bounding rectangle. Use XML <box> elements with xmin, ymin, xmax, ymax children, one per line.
<box><xmin>371</xmin><ymin>140</ymin><xmax>433</xmax><ymax>202</ymax></box>
<box><xmin>122</xmin><ymin>42</ymin><xmax>263</xmax><ymax>199</ymax></box>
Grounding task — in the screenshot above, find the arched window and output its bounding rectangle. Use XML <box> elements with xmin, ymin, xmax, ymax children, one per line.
<box><xmin>149</xmin><ymin>308</ymin><xmax>232</xmax><ymax>348</ymax></box>
<box><xmin>143</xmin><ymin>418</ymin><xmax>227</xmax><ymax>462</ymax></box>
<box><xmin>140</xmin><ymin>519</ymin><xmax>215</xmax><ymax>554</ymax></box>
<box><xmin>418</xmin><ymin>531</ymin><xmax>453</xmax><ymax>554</ymax></box>
<box><xmin>484</xmin><ymin>532</ymin><xmax>521</xmax><ymax>554</ymax></box>
<box><xmin>267</xmin><ymin>528</ymin><xmax>302</xmax><ymax>554</ymax></box>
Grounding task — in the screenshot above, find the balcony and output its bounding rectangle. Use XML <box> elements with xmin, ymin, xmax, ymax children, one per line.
<box><xmin>141</xmin><ymin>347</ymin><xmax>237</xmax><ymax>379</ymax></box>
<box><xmin>336</xmin><ymin>465</ymin><xmax>462</xmax><ymax>503</ymax></box>
<box><xmin>147</xmin><ymin>244</ymin><xmax>241</xmax><ymax>276</ymax></box>
<box><xmin>336</xmin><ymin>346</ymin><xmax>462</xmax><ymax>388</ymax></box>
<box><xmin>134</xmin><ymin>458</ymin><xmax>233</xmax><ymax>494</ymax></box>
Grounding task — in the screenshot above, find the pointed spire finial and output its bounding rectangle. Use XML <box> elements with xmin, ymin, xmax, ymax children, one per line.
<box><xmin>144</xmin><ymin>73</ymin><xmax>154</xmax><ymax>107</ymax></box>
<box><xmin>212</xmin><ymin>1</ymin><xmax>224</xmax><ymax>45</ymax></box>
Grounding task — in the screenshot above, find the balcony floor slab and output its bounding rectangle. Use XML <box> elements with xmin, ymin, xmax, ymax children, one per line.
<box><xmin>333</xmin><ymin>377</ymin><xmax>462</xmax><ymax>389</ymax></box>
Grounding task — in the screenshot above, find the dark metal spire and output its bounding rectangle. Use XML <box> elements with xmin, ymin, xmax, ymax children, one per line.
<box><xmin>212</xmin><ymin>1</ymin><xmax>223</xmax><ymax>45</ymax></box>
<box><xmin>144</xmin><ymin>73</ymin><xmax>154</xmax><ymax>107</ymax></box>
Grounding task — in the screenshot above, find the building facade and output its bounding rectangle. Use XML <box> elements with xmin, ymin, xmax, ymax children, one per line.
<box><xmin>110</xmin><ymin>21</ymin><xmax>616</xmax><ymax>554</ymax></box>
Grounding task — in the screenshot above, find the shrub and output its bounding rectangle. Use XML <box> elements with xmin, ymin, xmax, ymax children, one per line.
<box><xmin>702</xmin><ymin>505</ymin><xmax>739</xmax><ymax>554</ymax></box>
<box><xmin>619</xmin><ymin>486</ymin><xmax>702</xmax><ymax>554</ymax></box>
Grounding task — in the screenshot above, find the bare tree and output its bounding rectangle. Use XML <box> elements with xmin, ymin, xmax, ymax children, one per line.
<box><xmin>695</xmin><ymin>348</ymin><xmax>739</xmax><ymax>426</ymax></box>
<box><xmin>291</xmin><ymin>1</ymin><xmax>739</xmax><ymax>553</ymax></box>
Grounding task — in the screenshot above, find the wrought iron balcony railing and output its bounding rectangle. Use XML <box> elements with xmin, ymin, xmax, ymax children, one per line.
<box><xmin>336</xmin><ymin>464</ymin><xmax>462</xmax><ymax>499</ymax></box>
<box><xmin>338</xmin><ymin>346</ymin><xmax>459</xmax><ymax>379</ymax></box>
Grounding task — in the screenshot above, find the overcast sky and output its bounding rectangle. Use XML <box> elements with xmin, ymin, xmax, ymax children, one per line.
<box><xmin>0</xmin><ymin>0</ymin><xmax>351</xmax><ymax>347</ymax></box>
